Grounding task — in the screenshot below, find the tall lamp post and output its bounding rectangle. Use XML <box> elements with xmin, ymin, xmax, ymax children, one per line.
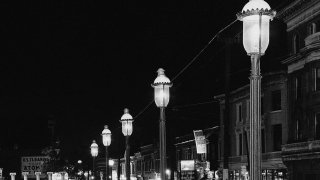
<box><xmin>102</xmin><ymin>125</ymin><xmax>112</xmax><ymax>180</ymax></box>
<box><xmin>91</xmin><ymin>140</ymin><xmax>99</xmax><ymax>180</ymax></box>
<box><xmin>237</xmin><ymin>1</ymin><xmax>275</xmax><ymax>180</ymax></box>
<box><xmin>120</xmin><ymin>108</ymin><xmax>134</xmax><ymax>180</ymax></box>
<box><xmin>152</xmin><ymin>68</ymin><xmax>172</xmax><ymax>180</ymax></box>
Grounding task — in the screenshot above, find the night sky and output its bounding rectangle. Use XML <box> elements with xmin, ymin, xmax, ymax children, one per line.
<box><xmin>0</xmin><ymin>0</ymin><xmax>288</xmax><ymax>163</ymax></box>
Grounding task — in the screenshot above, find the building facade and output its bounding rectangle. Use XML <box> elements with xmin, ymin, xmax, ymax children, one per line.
<box><xmin>215</xmin><ymin>71</ymin><xmax>288</xmax><ymax>180</ymax></box>
<box><xmin>134</xmin><ymin>144</ymin><xmax>160</xmax><ymax>180</ymax></box>
<box><xmin>278</xmin><ymin>0</ymin><xmax>320</xmax><ymax>179</ymax></box>
<box><xmin>174</xmin><ymin>127</ymin><xmax>219</xmax><ymax>180</ymax></box>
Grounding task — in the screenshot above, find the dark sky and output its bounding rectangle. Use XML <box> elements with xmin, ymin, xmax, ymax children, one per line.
<box><xmin>0</xmin><ymin>0</ymin><xmax>287</xmax><ymax>162</ymax></box>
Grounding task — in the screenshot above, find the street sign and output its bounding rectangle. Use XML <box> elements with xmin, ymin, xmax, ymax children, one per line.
<box><xmin>21</xmin><ymin>156</ymin><xmax>50</xmax><ymax>178</ymax></box>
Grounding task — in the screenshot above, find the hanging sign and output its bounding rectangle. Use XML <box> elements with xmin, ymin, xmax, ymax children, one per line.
<box><xmin>193</xmin><ymin>130</ymin><xmax>207</xmax><ymax>154</ymax></box>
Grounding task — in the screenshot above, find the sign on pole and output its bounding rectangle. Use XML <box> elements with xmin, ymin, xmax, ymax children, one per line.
<box><xmin>21</xmin><ymin>156</ymin><xmax>50</xmax><ymax>178</ymax></box>
<box><xmin>193</xmin><ymin>130</ymin><xmax>207</xmax><ymax>154</ymax></box>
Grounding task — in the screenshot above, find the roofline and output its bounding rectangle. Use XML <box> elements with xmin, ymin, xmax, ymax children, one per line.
<box><xmin>214</xmin><ymin>71</ymin><xmax>286</xmax><ymax>101</ymax></box>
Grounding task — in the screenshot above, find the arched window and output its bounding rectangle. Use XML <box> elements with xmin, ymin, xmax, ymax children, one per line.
<box><xmin>293</xmin><ymin>34</ymin><xmax>300</xmax><ymax>54</ymax></box>
<box><xmin>308</xmin><ymin>23</ymin><xmax>317</xmax><ymax>35</ymax></box>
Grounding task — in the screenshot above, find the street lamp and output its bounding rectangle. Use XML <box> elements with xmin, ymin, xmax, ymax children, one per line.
<box><xmin>91</xmin><ymin>140</ymin><xmax>99</xmax><ymax>179</ymax></box>
<box><xmin>120</xmin><ymin>108</ymin><xmax>134</xmax><ymax>180</ymax></box>
<box><xmin>109</xmin><ymin>160</ymin><xmax>115</xmax><ymax>180</ymax></box>
<box><xmin>102</xmin><ymin>125</ymin><xmax>112</xmax><ymax>180</ymax></box>
<box><xmin>237</xmin><ymin>1</ymin><xmax>275</xmax><ymax>180</ymax></box>
<box><xmin>152</xmin><ymin>68</ymin><xmax>172</xmax><ymax>180</ymax></box>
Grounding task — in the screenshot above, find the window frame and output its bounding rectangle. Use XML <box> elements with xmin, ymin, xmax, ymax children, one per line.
<box><xmin>236</xmin><ymin>103</ymin><xmax>243</xmax><ymax>123</ymax></box>
<box><xmin>237</xmin><ymin>132</ymin><xmax>243</xmax><ymax>156</ymax></box>
<box><xmin>314</xmin><ymin>67</ymin><xmax>320</xmax><ymax>91</ymax></box>
<box><xmin>271</xmin><ymin>90</ymin><xmax>282</xmax><ymax>111</ymax></box>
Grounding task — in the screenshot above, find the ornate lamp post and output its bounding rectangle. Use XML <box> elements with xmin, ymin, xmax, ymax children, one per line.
<box><xmin>152</xmin><ymin>68</ymin><xmax>172</xmax><ymax>180</ymax></box>
<box><xmin>91</xmin><ymin>140</ymin><xmax>99</xmax><ymax>179</ymax></box>
<box><xmin>237</xmin><ymin>1</ymin><xmax>275</xmax><ymax>180</ymax></box>
<box><xmin>102</xmin><ymin>125</ymin><xmax>112</xmax><ymax>180</ymax></box>
<box><xmin>120</xmin><ymin>108</ymin><xmax>134</xmax><ymax>180</ymax></box>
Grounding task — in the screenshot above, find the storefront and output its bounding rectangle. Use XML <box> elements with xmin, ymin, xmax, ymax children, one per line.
<box><xmin>228</xmin><ymin>168</ymin><xmax>287</xmax><ymax>180</ymax></box>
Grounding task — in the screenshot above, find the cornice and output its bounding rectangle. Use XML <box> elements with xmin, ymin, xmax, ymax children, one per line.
<box><xmin>277</xmin><ymin>0</ymin><xmax>320</xmax><ymax>31</ymax></box>
<box><xmin>277</xmin><ymin>0</ymin><xmax>312</xmax><ymax>21</ymax></box>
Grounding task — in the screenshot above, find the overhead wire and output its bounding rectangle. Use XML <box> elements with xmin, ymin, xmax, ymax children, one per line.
<box><xmin>133</xmin><ymin>19</ymin><xmax>238</xmax><ymax>120</ymax></box>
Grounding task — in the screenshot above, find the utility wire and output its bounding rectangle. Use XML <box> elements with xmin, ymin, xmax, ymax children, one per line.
<box><xmin>172</xmin><ymin>19</ymin><xmax>237</xmax><ymax>81</ymax></box>
<box><xmin>134</xmin><ymin>19</ymin><xmax>238</xmax><ymax>120</ymax></box>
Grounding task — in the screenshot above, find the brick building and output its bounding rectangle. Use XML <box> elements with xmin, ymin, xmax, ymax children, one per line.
<box><xmin>215</xmin><ymin>71</ymin><xmax>288</xmax><ymax>180</ymax></box>
<box><xmin>278</xmin><ymin>0</ymin><xmax>320</xmax><ymax>179</ymax></box>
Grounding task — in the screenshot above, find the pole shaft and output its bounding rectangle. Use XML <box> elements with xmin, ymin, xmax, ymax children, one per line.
<box><xmin>125</xmin><ymin>136</ymin><xmax>130</xmax><ymax>180</ymax></box>
<box><xmin>250</xmin><ymin>54</ymin><xmax>261</xmax><ymax>180</ymax></box>
<box><xmin>93</xmin><ymin>157</ymin><xmax>96</xmax><ymax>180</ymax></box>
<box><xmin>160</xmin><ymin>107</ymin><xmax>166</xmax><ymax>180</ymax></box>
<box><xmin>106</xmin><ymin>146</ymin><xmax>109</xmax><ymax>180</ymax></box>
<box><xmin>223</xmin><ymin>38</ymin><xmax>231</xmax><ymax>170</ymax></box>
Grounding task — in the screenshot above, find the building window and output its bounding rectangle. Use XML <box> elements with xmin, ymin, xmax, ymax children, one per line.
<box><xmin>308</xmin><ymin>23</ymin><xmax>317</xmax><ymax>35</ymax></box>
<box><xmin>191</xmin><ymin>147</ymin><xmax>196</xmax><ymax>159</ymax></box>
<box><xmin>238</xmin><ymin>133</ymin><xmax>243</xmax><ymax>156</ymax></box>
<box><xmin>183</xmin><ymin>149</ymin><xmax>189</xmax><ymax>160</ymax></box>
<box><xmin>273</xmin><ymin>124</ymin><xmax>282</xmax><ymax>151</ymax></box>
<box><xmin>261</xmin><ymin>96</ymin><xmax>264</xmax><ymax>115</ymax></box>
<box><xmin>295</xmin><ymin>76</ymin><xmax>302</xmax><ymax>99</ymax></box>
<box><xmin>315</xmin><ymin>113</ymin><xmax>320</xmax><ymax>139</ymax></box>
<box><xmin>244</xmin><ymin>131</ymin><xmax>249</xmax><ymax>155</ymax></box>
<box><xmin>246</xmin><ymin>99</ymin><xmax>250</xmax><ymax>121</ymax></box>
<box><xmin>261</xmin><ymin>128</ymin><xmax>266</xmax><ymax>153</ymax></box>
<box><xmin>293</xmin><ymin>34</ymin><xmax>300</xmax><ymax>54</ymax></box>
<box><xmin>314</xmin><ymin>67</ymin><xmax>320</xmax><ymax>91</ymax></box>
<box><xmin>176</xmin><ymin>150</ymin><xmax>180</xmax><ymax>161</ymax></box>
<box><xmin>271</xmin><ymin>90</ymin><xmax>281</xmax><ymax>111</ymax></box>
<box><xmin>296</xmin><ymin>117</ymin><xmax>302</xmax><ymax>140</ymax></box>
<box><xmin>187</xmin><ymin>148</ymin><xmax>192</xmax><ymax>159</ymax></box>
<box><xmin>236</xmin><ymin>103</ymin><xmax>242</xmax><ymax>122</ymax></box>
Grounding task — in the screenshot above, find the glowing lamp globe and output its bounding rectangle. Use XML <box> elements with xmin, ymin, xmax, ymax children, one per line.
<box><xmin>120</xmin><ymin>108</ymin><xmax>134</xmax><ymax>136</ymax></box>
<box><xmin>109</xmin><ymin>160</ymin><xmax>115</xmax><ymax>166</ymax></box>
<box><xmin>237</xmin><ymin>0</ymin><xmax>276</xmax><ymax>56</ymax></box>
<box><xmin>102</xmin><ymin>125</ymin><xmax>112</xmax><ymax>147</ymax></box>
<box><xmin>90</xmin><ymin>140</ymin><xmax>99</xmax><ymax>157</ymax></box>
<box><xmin>152</xmin><ymin>68</ymin><xmax>172</xmax><ymax>108</ymax></box>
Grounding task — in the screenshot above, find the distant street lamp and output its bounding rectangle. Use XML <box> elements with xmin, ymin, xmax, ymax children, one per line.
<box><xmin>91</xmin><ymin>140</ymin><xmax>99</xmax><ymax>179</ymax></box>
<box><xmin>152</xmin><ymin>68</ymin><xmax>172</xmax><ymax>180</ymax></box>
<box><xmin>120</xmin><ymin>108</ymin><xmax>134</xmax><ymax>180</ymax></box>
<box><xmin>109</xmin><ymin>160</ymin><xmax>115</xmax><ymax>180</ymax></box>
<box><xmin>237</xmin><ymin>0</ymin><xmax>275</xmax><ymax>180</ymax></box>
<box><xmin>102</xmin><ymin>125</ymin><xmax>112</xmax><ymax>180</ymax></box>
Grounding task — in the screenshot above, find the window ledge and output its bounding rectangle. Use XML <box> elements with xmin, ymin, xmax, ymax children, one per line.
<box><xmin>270</xmin><ymin>110</ymin><xmax>282</xmax><ymax>113</ymax></box>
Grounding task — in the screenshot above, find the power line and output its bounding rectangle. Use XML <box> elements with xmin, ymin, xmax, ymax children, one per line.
<box><xmin>133</xmin><ymin>19</ymin><xmax>238</xmax><ymax>120</ymax></box>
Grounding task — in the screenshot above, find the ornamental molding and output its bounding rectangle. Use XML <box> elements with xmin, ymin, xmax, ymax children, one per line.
<box><xmin>287</xmin><ymin>49</ymin><xmax>320</xmax><ymax>73</ymax></box>
<box><xmin>277</xmin><ymin>0</ymin><xmax>320</xmax><ymax>32</ymax></box>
